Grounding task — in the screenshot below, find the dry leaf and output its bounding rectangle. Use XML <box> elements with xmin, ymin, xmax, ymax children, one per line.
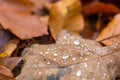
<box><xmin>16</xmin><ymin>30</ymin><xmax>120</xmax><ymax>80</ymax></box>
<box><xmin>0</xmin><ymin>0</ymin><xmax>48</xmax><ymax>40</ymax></box>
<box><xmin>49</xmin><ymin>0</ymin><xmax>84</xmax><ymax>39</ymax></box>
<box><xmin>0</xmin><ymin>57</ymin><xmax>22</xmax><ymax>80</ymax></box>
<box><xmin>29</xmin><ymin>0</ymin><xmax>54</xmax><ymax>11</ymax></box>
<box><xmin>0</xmin><ymin>38</ymin><xmax>19</xmax><ymax>57</ymax></box>
<box><xmin>0</xmin><ymin>57</ymin><xmax>22</xmax><ymax>70</ymax></box>
<box><xmin>96</xmin><ymin>14</ymin><xmax>120</xmax><ymax>41</ymax></box>
<box><xmin>40</xmin><ymin>15</ymin><xmax>49</xmax><ymax>25</ymax></box>
<box><xmin>0</xmin><ymin>29</ymin><xmax>12</xmax><ymax>53</ymax></box>
<box><xmin>99</xmin><ymin>35</ymin><xmax>120</xmax><ymax>46</ymax></box>
<box><xmin>0</xmin><ymin>74</ymin><xmax>15</xmax><ymax>80</ymax></box>
<box><xmin>0</xmin><ymin>64</ymin><xmax>14</xmax><ymax>78</ymax></box>
<box><xmin>83</xmin><ymin>2</ymin><xmax>120</xmax><ymax>16</ymax></box>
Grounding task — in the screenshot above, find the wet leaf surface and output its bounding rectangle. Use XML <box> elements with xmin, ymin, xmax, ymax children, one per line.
<box><xmin>16</xmin><ymin>31</ymin><xmax>120</xmax><ymax>80</ymax></box>
<box><xmin>0</xmin><ymin>0</ymin><xmax>120</xmax><ymax>80</ymax></box>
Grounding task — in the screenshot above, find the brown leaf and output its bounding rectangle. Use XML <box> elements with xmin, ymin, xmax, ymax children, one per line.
<box><xmin>0</xmin><ymin>0</ymin><xmax>48</xmax><ymax>40</ymax></box>
<box><xmin>29</xmin><ymin>0</ymin><xmax>54</xmax><ymax>11</ymax></box>
<box><xmin>96</xmin><ymin>14</ymin><xmax>120</xmax><ymax>41</ymax></box>
<box><xmin>0</xmin><ymin>74</ymin><xmax>15</xmax><ymax>80</ymax></box>
<box><xmin>0</xmin><ymin>64</ymin><xmax>14</xmax><ymax>78</ymax></box>
<box><xmin>99</xmin><ymin>35</ymin><xmax>120</xmax><ymax>46</ymax></box>
<box><xmin>16</xmin><ymin>30</ymin><xmax>120</xmax><ymax>80</ymax></box>
<box><xmin>0</xmin><ymin>29</ymin><xmax>12</xmax><ymax>53</ymax></box>
<box><xmin>49</xmin><ymin>0</ymin><xmax>84</xmax><ymax>39</ymax></box>
<box><xmin>0</xmin><ymin>0</ymin><xmax>32</xmax><ymax>13</ymax></box>
<box><xmin>0</xmin><ymin>57</ymin><xmax>22</xmax><ymax>80</ymax></box>
<box><xmin>0</xmin><ymin>57</ymin><xmax>22</xmax><ymax>70</ymax></box>
<box><xmin>83</xmin><ymin>2</ymin><xmax>120</xmax><ymax>16</ymax></box>
<box><xmin>0</xmin><ymin>38</ymin><xmax>19</xmax><ymax>57</ymax></box>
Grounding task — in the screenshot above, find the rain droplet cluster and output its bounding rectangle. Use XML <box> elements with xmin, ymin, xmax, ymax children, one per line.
<box><xmin>16</xmin><ymin>30</ymin><xmax>120</xmax><ymax>80</ymax></box>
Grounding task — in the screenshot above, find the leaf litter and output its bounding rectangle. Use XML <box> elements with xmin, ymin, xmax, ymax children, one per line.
<box><xmin>0</xmin><ymin>0</ymin><xmax>120</xmax><ymax>80</ymax></box>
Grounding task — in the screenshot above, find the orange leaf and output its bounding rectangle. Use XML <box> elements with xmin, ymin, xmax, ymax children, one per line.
<box><xmin>99</xmin><ymin>35</ymin><xmax>120</xmax><ymax>47</ymax></box>
<box><xmin>49</xmin><ymin>0</ymin><xmax>84</xmax><ymax>39</ymax></box>
<box><xmin>96</xmin><ymin>14</ymin><xmax>120</xmax><ymax>41</ymax></box>
<box><xmin>0</xmin><ymin>64</ymin><xmax>14</xmax><ymax>78</ymax></box>
<box><xmin>0</xmin><ymin>57</ymin><xmax>22</xmax><ymax>70</ymax></box>
<box><xmin>0</xmin><ymin>0</ymin><xmax>48</xmax><ymax>40</ymax></box>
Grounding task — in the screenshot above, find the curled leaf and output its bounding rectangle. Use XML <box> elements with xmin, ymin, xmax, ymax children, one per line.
<box><xmin>96</xmin><ymin>14</ymin><xmax>120</xmax><ymax>41</ymax></box>
<box><xmin>100</xmin><ymin>35</ymin><xmax>120</xmax><ymax>47</ymax></box>
<box><xmin>49</xmin><ymin>0</ymin><xmax>84</xmax><ymax>39</ymax></box>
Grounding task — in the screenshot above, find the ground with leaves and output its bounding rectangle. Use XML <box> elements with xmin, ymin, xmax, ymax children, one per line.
<box><xmin>0</xmin><ymin>0</ymin><xmax>120</xmax><ymax>80</ymax></box>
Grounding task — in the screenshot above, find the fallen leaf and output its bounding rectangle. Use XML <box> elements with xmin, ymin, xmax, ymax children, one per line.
<box><xmin>0</xmin><ymin>57</ymin><xmax>22</xmax><ymax>80</ymax></box>
<box><xmin>16</xmin><ymin>30</ymin><xmax>120</xmax><ymax>80</ymax></box>
<box><xmin>0</xmin><ymin>64</ymin><xmax>14</xmax><ymax>78</ymax></box>
<box><xmin>0</xmin><ymin>0</ymin><xmax>48</xmax><ymax>40</ymax></box>
<box><xmin>0</xmin><ymin>38</ymin><xmax>19</xmax><ymax>57</ymax></box>
<box><xmin>83</xmin><ymin>2</ymin><xmax>120</xmax><ymax>16</ymax></box>
<box><xmin>81</xmin><ymin>0</ymin><xmax>99</xmax><ymax>5</ymax></box>
<box><xmin>99</xmin><ymin>35</ymin><xmax>120</xmax><ymax>46</ymax></box>
<box><xmin>29</xmin><ymin>0</ymin><xmax>53</xmax><ymax>10</ymax></box>
<box><xmin>96</xmin><ymin>13</ymin><xmax>120</xmax><ymax>41</ymax></box>
<box><xmin>0</xmin><ymin>0</ymin><xmax>32</xmax><ymax>13</ymax></box>
<box><xmin>0</xmin><ymin>57</ymin><xmax>22</xmax><ymax>70</ymax></box>
<box><xmin>0</xmin><ymin>74</ymin><xmax>15</xmax><ymax>80</ymax></box>
<box><xmin>49</xmin><ymin>0</ymin><xmax>84</xmax><ymax>39</ymax></box>
<box><xmin>0</xmin><ymin>29</ymin><xmax>13</xmax><ymax>53</ymax></box>
<box><xmin>96</xmin><ymin>14</ymin><xmax>111</xmax><ymax>33</ymax></box>
<box><xmin>40</xmin><ymin>15</ymin><xmax>49</xmax><ymax>25</ymax></box>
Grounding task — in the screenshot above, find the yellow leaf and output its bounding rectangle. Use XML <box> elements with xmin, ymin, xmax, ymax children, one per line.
<box><xmin>0</xmin><ymin>38</ymin><xmax>19</xmax><ymax>57</ymax></box>
<box><xmin>49</xmin><ymin>0</ymin><xmax>84</xmax><ymax>39</ymax></box>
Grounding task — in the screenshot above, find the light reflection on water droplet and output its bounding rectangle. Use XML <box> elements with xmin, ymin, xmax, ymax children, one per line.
<box><xmin>72</xmin><ymin>57</ymin><xmax>76</xmax><ymax>61</ymax></box>
<box><xmin>83</xmin><ymin>63</ymin><xmax>87</xmax><ymax>68</ymax></box>
<box><xmin>45</xmin><ymin>52</ymin><xmax>49</xmax><ymax>54</ymax></box>
<box><xmin>62</xmin><ymin>53</ymin><xmax>69</xmax><ymax>60</ymax></box>
<box><xmin>47</xmin><ymin>61</ymin><xmax>51</xmax><ymax>65</ymax></box>
<box><xmin>76</xmin><ymin>70</ymin><xmax>82</xmax><ymax>76</ymax></box>
<box><xmin>53</xmin><ymin>53</ymin><xmax>58</xmax><ymax>56</ymax></box>
<box><xmin>74</xmin><ymin>40</ymin><xmax>80</xmax><ymax>45</ymax></box>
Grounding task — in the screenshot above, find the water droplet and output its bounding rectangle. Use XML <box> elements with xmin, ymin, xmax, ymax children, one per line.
<box><xmin>47</xmin><ymin>61</ymin><xmax>51</xmax><ymax>65</ymax></box>
<box><xmin>47</xmin><ymin>48</ymin><xmax>50</xmax><ymax>50</ymax></box>
<box><xmin>83</xmin><ymin>63</ymin><xmax>87</xmax><ymax>68</ymax></box>
<box><xmin>53</xmin><ymin>58</ymin><xmax>56</xmax><ymax>61</ymax></box>
<box><xmin>63</xmin><ymin>36</ymin><xmax>67</xmax><ymax>39</ymax></box>
<box><xmin>74</xmin><ymin>40</ymin><xmax>80</xmax><ymax>45</ymax></box>
<box><xmin>53</xmin><ymin>53</ymin><xmax>58</xmax><ymax>56</ymax></box>
<box><xmin>35</xmin><ymin>59</ymin><xmax>38</xmax><ymax>62</ymax></box>
<box><xmin>38</xmin><ymin>72</ymin><xmax>41</xmax><ymax>75</ymax></box>
<box><xmin>45</xmin><ymin>52</ymin><xmax>49</xmax><ymax>54</ymax></box>
<box><xmin>85</xmin><ymin>58</ymin><xmax>88</xmax><ymax>61</ymax></box>
<box><xmin>81</xmin><ymin>44</ymin><xmax>84</xmax><ymax>47</ymax></box>
<box><xmin>62</xmin><ymin>53</ymin><xmax>69</xmax><ymax>60</ymax></box>
<box><xmin>76</xmin><ymin>70</ymin><xmax>82</xmax><ymax>76</ymax></box>
<box><xmin>72</xmin><ymin>57</ymin><xmax>76</xmax><ymax>61</ymax></box>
